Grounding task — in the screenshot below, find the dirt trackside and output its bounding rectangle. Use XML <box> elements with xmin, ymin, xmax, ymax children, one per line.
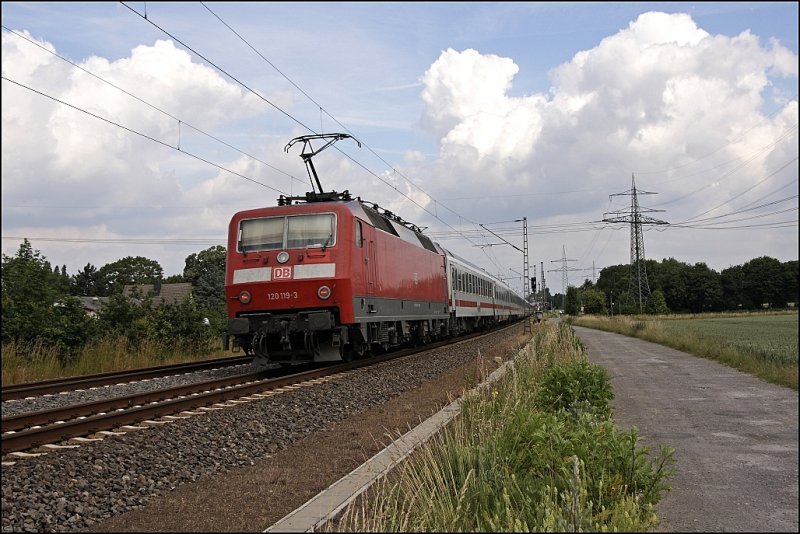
<box><xmin>572</xmin><ymin>325</ymin><xmax>798</xmax><ymax>532</ymax></box>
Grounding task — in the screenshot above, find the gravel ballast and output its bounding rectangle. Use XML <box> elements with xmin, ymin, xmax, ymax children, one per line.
<box><xmin>1</xmin><ymin>362</ymin><xmax>265</xmax><ymax>419</ymax></box>
<box><xmin>2</xmin><ymin>326</ymin><xmax>526</xmax><ymax>532</ymax></box>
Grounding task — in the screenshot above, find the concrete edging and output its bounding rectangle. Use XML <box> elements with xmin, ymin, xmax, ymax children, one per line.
<box><xmin>265</xmin><ymin>342</ymin><xmax>532</xmax><ymax>532</ymax></box>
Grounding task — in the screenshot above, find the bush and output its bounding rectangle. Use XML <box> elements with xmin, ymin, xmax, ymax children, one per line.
<box><xmin>336</xmin><ymin>325</ymin><xmax>675</xmax><ymax>532</ymax></box>
<box><xmin>535</xmin><ymin>359</ymin><xmax>614</xmax><ymax>418</ymax></box>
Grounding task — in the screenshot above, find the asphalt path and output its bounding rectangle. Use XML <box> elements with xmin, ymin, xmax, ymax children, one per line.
<box><xmin>571</xmin><ymin>325</ymin><xmax>798</xmax><ymax>533</ymax></box>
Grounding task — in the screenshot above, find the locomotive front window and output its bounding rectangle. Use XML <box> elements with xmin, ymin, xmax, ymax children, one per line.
<box><xmin>239</xmin><ymin>213</ymin><xmax>336</xmax><ymax>253</ymax></box>
<box><xmin>287</xmin><ymin>214</ymin><xmax>336</xmax><ymax>249</ymax></box>
<box><xmin>240</xmin><ymin>217</ymin><xmax>285</xmax><ymax>252</ymax></box>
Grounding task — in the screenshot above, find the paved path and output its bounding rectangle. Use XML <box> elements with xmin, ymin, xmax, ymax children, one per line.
<box><xmin>572</xmin><ymin>326</ymin><xmax>798</xmax><ymax>532</ymax></box>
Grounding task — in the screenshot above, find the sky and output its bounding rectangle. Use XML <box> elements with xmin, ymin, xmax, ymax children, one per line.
<box><xmin>2</xmin><ymin>1</ymin><xmax>798</xmax><ymax>297</ymax></box>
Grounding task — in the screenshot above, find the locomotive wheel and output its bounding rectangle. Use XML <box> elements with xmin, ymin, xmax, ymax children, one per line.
<box><xmin>341</xmin><ymin>348</ymin><xmax>354</xmax><ymax>363</ymax></box>
<box><xmin>343</xmin><ymin>333</ymin><xmax>367</xmax><ymax>362</ymax></box>
<box><xmin>304</xmin><ymin>332</ymin><xmax>320</xmax><ymax>356</ymax></box>
<box><xmin>253</xmin><ymin>333</ymin><xmax>269</xmax><ymax>359</ymax></box>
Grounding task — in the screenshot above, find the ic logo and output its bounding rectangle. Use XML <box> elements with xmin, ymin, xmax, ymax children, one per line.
<box><xmin>273</xmin><ymin>267</ymin><xmax>293</xmax><ymax>280</ymax></box>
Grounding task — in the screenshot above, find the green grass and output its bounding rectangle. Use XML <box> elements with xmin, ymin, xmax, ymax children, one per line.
<box><xmin>660</xmin><ymin>315</ymin><xmax>798</xmax><ymax>365</ymax></box>
<box><xmin>569</xmin><ymin>312</ymin><xmax>798</xmax><ymax>390</ymax></box>
<box><xmin>1</xmin><ymin>337</ymin><xmax>228</xmax><ymax>386</ymax></box>
<box><xmin>332</xmin><ymin>323</ymin><xmax>675</xmax><ymax>532</ymax></box>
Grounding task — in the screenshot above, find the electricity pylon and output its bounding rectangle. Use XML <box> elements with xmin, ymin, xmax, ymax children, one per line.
<box><xmin>549</xmin><ymin>245</ymin><xmax>580</xmax><ymax>309</ymax></box>
<box><xmin>602</xmin><ymin>174</ymin><xmax>668</xmax><ymax>313</ymax></box>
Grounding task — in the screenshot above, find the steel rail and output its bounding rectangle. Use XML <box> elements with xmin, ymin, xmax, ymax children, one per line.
<box><xmin>2</xmin><ymin>322</ymin><xmax>524</xmax><ymax>454</ymax></box>
<box><xmin>2</xmin><ymin>355</ymin><xmax>253</xmax><ymax>402</ymax></box>
<box><xmin>1</xmin><ymin>350</ymin><xmax>408</xmax><ymax>454</ymax></box>
<box><xmin>2</xmin><ymin>362</ymin><xmax>314</xmax><ymax>432</ymax></box>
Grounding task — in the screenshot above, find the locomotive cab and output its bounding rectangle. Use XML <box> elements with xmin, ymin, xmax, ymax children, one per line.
<box><xmin>226</xmin><ymin>135</ymin><xmax>460</xmax><ymax>367</ymax></box>
<box><xmin>225</xmin><ymin>189</ymin><xmax>453</xmax><ymax>367</ymax></box>
<box><xmin>226</xmin><ymin>196</ymin><xmax>362</xmax><ymax>366</ymax></box>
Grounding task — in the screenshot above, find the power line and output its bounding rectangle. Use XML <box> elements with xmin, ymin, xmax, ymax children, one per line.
<box><xmin>2</xmin><ymin>25</ymin><xmax>306</xmax><ymax>189</ymax></box>
<box><xmin>1</xmin><ymin>236</ymin><xmax>224</xmax><ymax>245</ymax></box>
<box><xmin>650</xmin><ymin>127</ymin><xmax>799</xmax><ymax>207</ymax></box>
<box><xmin>2</xmin><ymin>76</ymin><xmax>288</xmax><ymax>196</ymax></box>
<box><xmin>122</xmin><ymin>2</ymin><xmax>500</xmax><ymax>266</ymax></box>
<box><xmin>677</xmin><ymin>157</ymin><xmax>799</xmax><ymax>224</ymax></box>
<box><xmin>548</xmin><ymin>245</ymin><xmax>580</xmax><ymax>308</ymax></box>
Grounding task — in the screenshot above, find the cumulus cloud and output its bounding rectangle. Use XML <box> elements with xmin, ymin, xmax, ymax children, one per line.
<box><xmin>413</xmin><ymin>11</ymin><xmax>797</xmax><ymax>271</ymax></box>
<box><xmin>1</xmin><ymin>31</ymin><xmax>287</xmax><ymax>273</ymax></box>
<box><xmin>419</xmin><ymin>12</ymin><xmax>796</xmax><ymax>193</ymax></box>
<box><xmin>420</xmin><ymin>48</ymin><xmax>547</xmax><ymax>162</ymax></box>
<box><xmin>2</xmin><ymin>10</ymin><xmax>797</xmax><ymax>279</ymax></box>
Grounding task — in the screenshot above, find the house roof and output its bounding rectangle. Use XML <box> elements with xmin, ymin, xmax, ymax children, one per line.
<box><xmin>77</xmin><ymin>296</ymin><xmax>109</xmax><ymax>313</ymax></box>
<box><xmin>122</xmin><ymin>283</ymin><xmax>194</xmax><ymax>306</ymax></box>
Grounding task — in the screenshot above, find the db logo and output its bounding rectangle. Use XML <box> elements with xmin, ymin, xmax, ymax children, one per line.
<box><xmin>273</xmin><ymin>267</ymin><xmax>293</xmax><ymax>280</ymax></box>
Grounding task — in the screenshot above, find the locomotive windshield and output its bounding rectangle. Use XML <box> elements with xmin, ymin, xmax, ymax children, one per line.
<box><xmin>239</xmin><ymin>213</ymin><xmax>336</xmax><ymax>252</ymax></box>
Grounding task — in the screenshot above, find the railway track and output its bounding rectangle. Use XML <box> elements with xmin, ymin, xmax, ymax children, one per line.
<box><xmin>2</xmin><ymin>324</ymin><xmax>520</xmax><ymax>456</ymax></box>
<box><xmin>2</xmin><ymin>363</ymin><xmax>324</xmax><ymax>455</ymax></box>
<box><xmin>1</xmin><ymin>343</ymin><xmax>435</xmax><ymax>455</ymax></box>
<box><xmin>1</xmin><ymin>354</ymin><xmax>253</xmax><ymax>402</ymax></box>
<box><xmin>2</xmin><ymin>322</ymin><xmax>527</xmax><ymax>532</ymax></box>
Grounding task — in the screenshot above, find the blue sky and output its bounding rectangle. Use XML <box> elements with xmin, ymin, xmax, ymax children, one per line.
<box><xmin>2</xmin><ymin>2</ymin><xmax>798</xmax><ymax>296</ymax></box>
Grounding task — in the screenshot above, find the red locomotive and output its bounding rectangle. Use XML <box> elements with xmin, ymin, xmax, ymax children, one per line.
<box><xmin>225</xmin><ymin>134</ymin><xmax>527</xmax><ymax>366</ymax></box>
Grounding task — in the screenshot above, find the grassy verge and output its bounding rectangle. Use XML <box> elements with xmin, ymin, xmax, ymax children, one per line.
<box><xmin>568</xmin><ymin>313</ymin><xmax>798</xmax><ymax>391</ymax></box>
<box><xmin>333</xmin><ymin>322</ymin><xmax>675</xmax><ymax>532</ymax></box>
<box><xmin>1</xmin><ymin>337</ymin><xmax>228</xmax><ymax>385</ymax></box>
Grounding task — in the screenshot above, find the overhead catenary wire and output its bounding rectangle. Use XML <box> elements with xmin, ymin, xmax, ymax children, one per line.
<box><xmin>2</xmin><ymin>25</ymin><xmax>307</xmax><ymax>190</ymax></box>
<box><xmin>123</xmin><ymin>1</ymin><xmax>507</xmax><ymax>272</ymax></box>
<box><xmin>6</xmin><ymin>9</ymin><xmax>497</xmax><ymax>269</ymax></box>
<box><xmin>4</xmin><ymin>7</ymin><xmax>797</xmax><ymax>277</ymax></box>
<box><xmin>1</xmin><ymin>76</ymin><xmax>288</xmax><ymax>196</ymax></box>
<box><xmin>3</xmin><ymin>15</ymin><xmax>502</xmax><ymax>273</ymax></box>
<box><xmin>198</xmin><ymin>2</ymin><xmax>474</xmax><ymax>225</ymax></box>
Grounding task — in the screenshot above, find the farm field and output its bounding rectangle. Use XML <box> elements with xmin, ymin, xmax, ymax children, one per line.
<box><xmin>660</xmin><ymin>314</ymin><xmax>798</xmax><ymax>365</ymax></box>
<box><xmin>569</xmin><ymin>312</ymin><xmax>798</xmax><ymax>390</ymax></box>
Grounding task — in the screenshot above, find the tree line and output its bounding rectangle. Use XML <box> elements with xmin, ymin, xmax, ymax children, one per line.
<box><xmin>562</xmin><ymin>256</ymin><xmax>798</xmax><ymax>315</ymax></box>
<box><xmin>2</xmin><ymin>239</ymin><xmax>797</xmax><ymax>362</ymax></box>
<box><xmin>1</xmin><ymin>239</ymin><xmax>227</xmax><ymax>362</ymax></box>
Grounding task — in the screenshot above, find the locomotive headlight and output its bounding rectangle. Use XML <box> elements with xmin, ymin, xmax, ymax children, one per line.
<box><xmin>277</xmin><ymin>251</ymin><xmax>290</xmax><ymax>264</ymax></box>
<box><xmin>317</xmin><ymin>285</ymin><xmax>331</xmax><ymax>299</ymax></box>
<box><xmin>238</xmin><ymin>290</ymin><xmax>252</xmax><ymax>304</ymax></box>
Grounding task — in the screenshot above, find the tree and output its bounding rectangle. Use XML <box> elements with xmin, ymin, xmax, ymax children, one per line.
<box><xmin>45</xmin><ymin>297</ymin><xmax>101</xmax><ymax>361</ymax></box>
<box><xmin>98</xmin><ymin>256</ymin><xmax>164</xmax><ymax>294</ymax></box>
<box><xmin>96</xmin><ymin>292</ymin><xmax>152</xmax><ymax>346</ymax></box>
<box><xmin>581</xmin><ymin>287</ymin><xmax>607</xmax><ymax>314</ymax></box>
<box><xmin>742</xmin><ymin>256</ymin><xmax>784</xmax><ymax>308</ymax></box>
<box><xmin>645</xmin><ymin>289</ymin><xmax>670</xmax><ymax>315</ymax></box>
<box><xmin>1</xmin><ymin>239</ymin><xmax>68</xmax><ymax>343</ymax></box>
<box><xmin>565</xmin><ymin>286</ymin><xmax>580</xmax><ymax>315</ymax></box>
<box><xmin>147</xmin><ymin>298</ymin><xmax>216</xmax><ymax>352</ymax></box>
<box><xmin>614</xmin><ymin>290</ymin><xmax>639</xmax><ymax>315</ymax></box>
<box><xmin>685</xmin><ymin>262</ymin><xmax>723</xmax><ymax>313</ymax></box>
<box><xmin>721</xmin><ymin>264</ymin><xmax>750</xmax><ymax>310</ymax></box>
<box><xmin>71</xmin><ymin>263</ymin><xmax>103</xmax><ymax>296</ymax></box>
<box><xmin>650</xmin><ymin>258</ymin><xmax>690</xmax><ymax>312</ymax></box>
<box><xmin>783</xmin><ymin>260</ymin><xmax>798</xmax><ymax>307</ymax></box>
<box><xmin>183</xmin><ymin>245</ymin><xmax>226</xmax><ymax>311</ymax></box>
<box><xmin>597</xmin><ymin>264</ymin><xmax>626</xmax><ymax>293</ymax></box>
